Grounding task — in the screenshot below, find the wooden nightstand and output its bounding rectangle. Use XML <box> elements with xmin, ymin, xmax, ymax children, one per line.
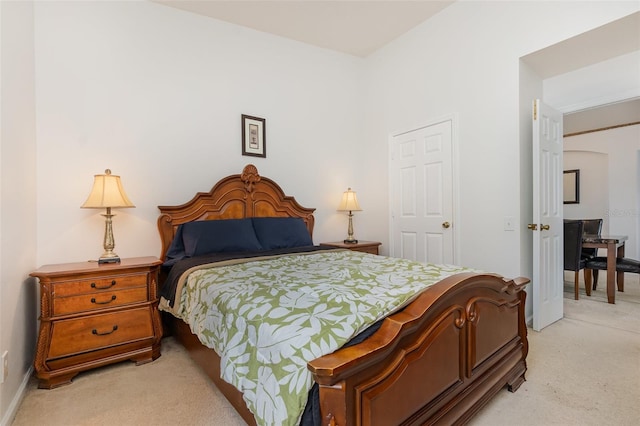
<box><xmin>30</xmin><ymin>256</ymin><xmax>163</xmax><ymax>389</ymax></box>
<box><xmin>321</xmin><ymin>241</ymin><xmax>381</xmax><ymax>255</ymax></box>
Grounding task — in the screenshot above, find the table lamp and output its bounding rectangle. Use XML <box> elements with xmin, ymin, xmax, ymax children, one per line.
<box><xmin>337</xmin><ymin>187</ymin><xmax>362</xmax><ymax>244</ymax></box>
<box><xmin>81</xmin><ymin>169</ymin><xmax>135</xmax><ymax>264</ymax></box>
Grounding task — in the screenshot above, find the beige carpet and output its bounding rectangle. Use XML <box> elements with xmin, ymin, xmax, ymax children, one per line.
<box><xmin>11</xmin><ymin>275</ymin><xmax>640</xmax><ymax>426</ymax></box>
<box><xmin>472</xmin><ymin>273</ymin><xmax>640</xmax><ymax>426</ymax></box>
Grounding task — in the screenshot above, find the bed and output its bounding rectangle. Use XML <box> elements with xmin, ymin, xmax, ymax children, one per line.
<box><xmin>157</xmin><ymin>164</ymin><xmax>529</xmax><ymax>426</ymax></box>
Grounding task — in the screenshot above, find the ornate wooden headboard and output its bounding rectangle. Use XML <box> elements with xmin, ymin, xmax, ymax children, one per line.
<box><xmin>157</xmin><ymin>164</ymin><xmax>316</xmax><ymax>260</ymax></box>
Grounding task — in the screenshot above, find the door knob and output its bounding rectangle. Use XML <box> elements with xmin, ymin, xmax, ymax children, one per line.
<box><xmin>527</xmin><ymin>224</ymin><xmax>538</xmax><ymax>230</ymax></box>
<box><xmin>442</xmin><ymin>221</ymin><xmax>451</xmax><ymax>229</ymax></box>
<box><xmin>541</xmin><ymin>224</ymin><xmax>550</xmax><ymax>231</ymax></box>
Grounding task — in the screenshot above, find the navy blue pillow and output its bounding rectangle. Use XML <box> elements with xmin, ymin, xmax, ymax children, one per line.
<box><xmin>164</xmin><ymin>224</ymin><xmax>187</xmax><ymax>266</ymax></box>
<box><xmin>252</xmin><ymin>217</ymin><xmax>313</xmax><ymax>250</ymax></box>
<box><xmin>181</xmin><ymin>218</ymin><xmax>263</xmax><ymax>257</ymax></box>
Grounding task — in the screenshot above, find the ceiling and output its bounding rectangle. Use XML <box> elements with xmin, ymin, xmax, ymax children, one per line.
<box><xmin>153</xmin><ymin>1</ymin><xmax>639</xmax><ymax>134</ymax></box>
<box><xmin>153</xmin><ymin>0</ymin><xmax>455</xmax><ymax>57</ymax></box>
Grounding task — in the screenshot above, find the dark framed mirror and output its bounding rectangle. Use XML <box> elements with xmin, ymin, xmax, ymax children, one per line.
<box><xmin>563</xmin><ymin>169</ymin><xmax>580</xmax><ymax>204</ymax></box>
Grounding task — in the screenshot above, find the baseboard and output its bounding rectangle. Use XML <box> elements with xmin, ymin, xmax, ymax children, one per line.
<box><xmin>0</xmin><ymin>366</ymin><xmax>32</xmax><ymax>426</ymax></box>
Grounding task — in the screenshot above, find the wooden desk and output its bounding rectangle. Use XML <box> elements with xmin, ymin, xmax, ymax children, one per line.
<box><xmin>583</xmin><ymin>235</ymin><xmax>628</xmax><ymax>304</ymax></box>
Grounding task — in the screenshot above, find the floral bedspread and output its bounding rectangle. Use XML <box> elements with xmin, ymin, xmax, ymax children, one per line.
<box><xmin>164</xmin><ymin>250</ymin><xmax>471</xmax><ymax>426</ymax></box>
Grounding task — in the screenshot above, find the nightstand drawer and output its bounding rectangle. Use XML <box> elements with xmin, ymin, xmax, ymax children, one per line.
<box><xmin>52</xmin><ymin>287</ymin><xmax>148</xmax><ymax>316</ymax></box>
<box><xmin>321</xmin><ymin>241</ymin><xmax>381</xmax><ymax>255</ymax></box>
<box><xmin>48</xmin><ymin>307</ymin><xmax>154</xmax><ymax>359</ymax></box>
<box><xmin>53</xmin><ymin>274</ymin><xmax>148</xmax><ymax>297</ymax></box>
<box><xmin>354</xmin><ymin>245</ymin><xmax>379</xmax><ymax>255</ymax></box>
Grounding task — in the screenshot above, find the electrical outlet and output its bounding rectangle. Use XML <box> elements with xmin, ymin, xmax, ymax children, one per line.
<box><xmin>1</xmin><ymin>351</ymin><xmax>7</xmax><ymax>383</ymax></box>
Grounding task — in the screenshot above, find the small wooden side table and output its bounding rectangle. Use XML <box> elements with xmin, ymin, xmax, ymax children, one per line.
<box><xmin>30</xmin><ymin>256</ymin><xmax>163</xmax><ymax>388</ymax></box>
<box><xmin>321</xmin><ymin>241</ymin><xmax>381</xmax><ymax>255</ymax></box>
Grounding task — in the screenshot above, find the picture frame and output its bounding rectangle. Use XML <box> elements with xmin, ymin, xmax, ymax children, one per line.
<box><xmin>563</xmin><ymin>169</ymin><xmax>580</xmax><ymax>204</ymax></box>
<box><xmin>241</xmin><ymin>114</ymin><xmax>266</xmax><ymax>158</ymax></box>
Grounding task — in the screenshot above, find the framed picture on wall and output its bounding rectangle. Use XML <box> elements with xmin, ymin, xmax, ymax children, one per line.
<box><xmin>241</xmin><ymin>114</ymin><xmax>266</xmax><ymax>158</ymax></box>
<box><xmin>563</xmin><ymin>169</ymin><xmax>580</xmax><ymax>204</ymax></box>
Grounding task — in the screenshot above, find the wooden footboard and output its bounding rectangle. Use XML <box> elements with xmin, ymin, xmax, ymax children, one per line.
<box><xmin>307</xmin><ymin>272</ymin><xmax>529</xmax><ymax>426</ymax></box>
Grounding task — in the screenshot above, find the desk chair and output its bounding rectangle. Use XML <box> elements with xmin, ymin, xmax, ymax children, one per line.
<box><xmin>564</xmin><ymin>220</ymin><xmax>588</xmax><ymax>300</ymax></box>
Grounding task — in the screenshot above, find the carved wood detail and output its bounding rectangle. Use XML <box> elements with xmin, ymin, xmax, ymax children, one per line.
<box><xmin>157</xmin><ymin>164</ymin><xmax>315</xmax><ymax>260</ymax></box>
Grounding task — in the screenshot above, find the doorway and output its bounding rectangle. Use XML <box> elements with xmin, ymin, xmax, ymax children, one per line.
<box><xmin>520</xmin><ymin>13</ymin><xmax>639</xmax><ymax>324</ymax></box>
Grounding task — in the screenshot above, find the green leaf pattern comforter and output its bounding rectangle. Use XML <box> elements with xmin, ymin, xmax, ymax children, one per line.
<box><xmin>171</xmin><ymin>250</ymin><xmax>471</xmax><ymax>426</ymax></box>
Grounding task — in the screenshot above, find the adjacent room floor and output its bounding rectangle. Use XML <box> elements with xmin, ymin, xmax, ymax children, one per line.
<box><xmin>11</xmin><ymin>275</ymin><xmax>640</xmax><ymax>426</ymax></box>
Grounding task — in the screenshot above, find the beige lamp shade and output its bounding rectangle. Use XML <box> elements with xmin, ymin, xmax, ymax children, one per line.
<box><xmin>337</xmin><ymin>188</ymin><xmax>362</xmax><ymax>212</ymax></box>
<box><xmin>81</xmin><ymin>169</ymin><xmax>134</xmax><ymax>264</ymax></box>
<box><xmin>81</xmin><ymin>169</ymin><xmax>135</xmax><ymax>209</ymax></box>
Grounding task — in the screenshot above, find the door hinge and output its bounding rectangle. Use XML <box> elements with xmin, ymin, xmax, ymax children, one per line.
<box><xmin>533</xmin><ymin>101</ymin><xmax>537</xmax><ymax>120</ymax></box>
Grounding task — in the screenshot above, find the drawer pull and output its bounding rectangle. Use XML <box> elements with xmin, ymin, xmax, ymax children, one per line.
<box><xmin>92</xmin><ymin>325</ymin><xmax>118</xmax><ymax>336</ymax></box>
<box><xmin>90</xmin><ymin>295</ymin><xmax>117</xmax><ymax>305</ymax></box>
<box><xmin>91</xmin><ymin>280</ymin><xmax>116</xmax><ymax>290</ymax></box>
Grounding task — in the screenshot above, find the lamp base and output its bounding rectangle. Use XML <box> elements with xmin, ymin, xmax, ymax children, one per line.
<box><xmin>98</xmin><ymin>209</ymin><xmax>121</xmax><ymax>264</ymax></box>
<box><xmin>343</xmin><ymin>239</ymin><xmax>359</xmax><ymax>244</ymax></box>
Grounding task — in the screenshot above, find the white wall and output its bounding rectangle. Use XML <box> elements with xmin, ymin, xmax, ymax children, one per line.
<box><xmin>545</xmin><ymin>51</ymin><xmax>640</xmax><ymax>113</ymax></box>
<box><xmin>563</xmin><ymin>152</ymin><xmax>609</xmax><ymax>226</ymax></box>
<box><xmin>361</xmin><ymin>1</ymin><xmax>638</xmax><ymax>323</ymax></box>
<box><xmin>517</xmin><ymin>61</ymin><xmax>542</xmax><ymax>317</ymax></box>
<box><xmin>361</xmin><ymin>1</ymin><xmax>639</xmax><ymax>280</ymax></box>
<box><xmin>565</xmin><ymin>125</ymin><xmax>640</xmax><ymax>258</ymax></box>
<box><xmin>0</xmin><ymin>1</ymin><xmax>38</xmax><ymax>423</ymax></box>
<box><xmin>2</xmin><ymin>0</ymin><xmax>366</xmax><ymax>422</ymax></box>
<box><xmin>34</xmin><ymin>0</ymin><xmax>365</xmax><ymax>266</ymax></box>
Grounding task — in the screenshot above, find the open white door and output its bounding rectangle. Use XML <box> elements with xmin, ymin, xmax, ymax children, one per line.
<box><xmin>532</xmin><ymin>99</ymin><xmax>564</xmax><ymax>331</ymax></box>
